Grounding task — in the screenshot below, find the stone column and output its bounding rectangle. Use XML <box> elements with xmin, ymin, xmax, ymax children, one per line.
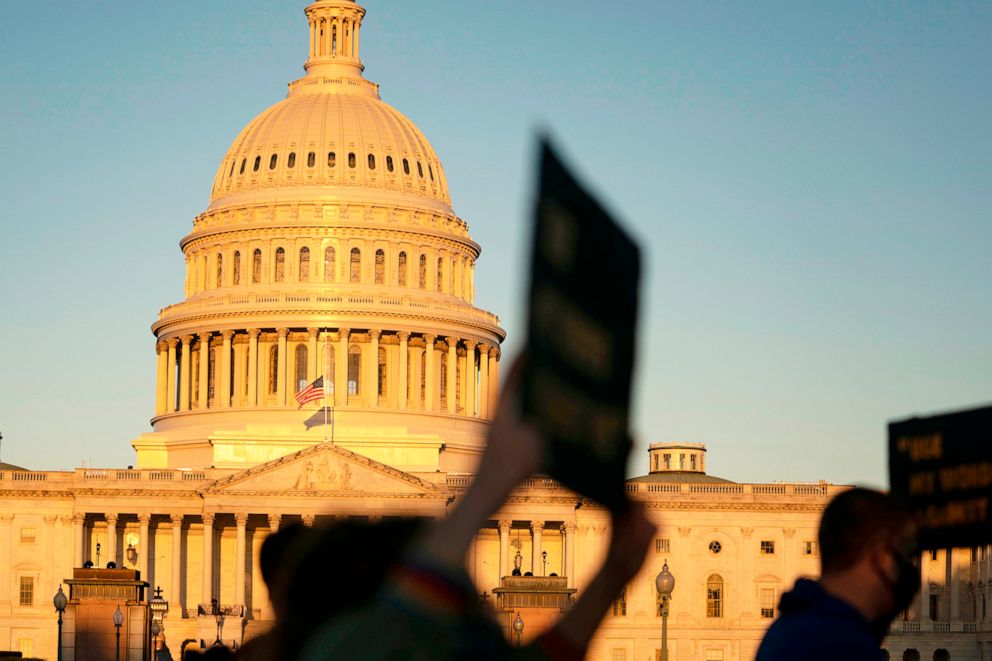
<box><xmin>464</xmin><ymin>341</ymin><xmax>477</xmax><ymax>417</ymax></box>
<box><xmin>740</xmin><ymin>528</ymin><xmax>755</xmax><ymax>617</ymax></box>
<box><xmin>446</xmin><ymin>338</ymin><xmax>457</xmax><ymax>414</ymax></box>
<box><xmin>198</xmin><ymin>332</ymin><xmax>211</xmax><ymax>409</ymax></box>
<box><xmin>478</xmin><ymin>343</ymin><xmax>490</xmax><ymax>419</ymax></box>
<box><xmin>247</xmin><ymin>329</ymin><xmax>260</xmax><ymax>406</ymax></box>
<box><xmin>489</xmin><ymin>347</ymin><xmax>500</xmax><ymax>414</ymax></box>
<box><xmin>155</xmin><ymin>342</ymin><xmax>168</xmax><ymax>415</ymax></box>
<box><xmin>267</xmin><ymin>514</ymin><xmax>281</xmax><ymax>534</ymax></box>
<box><xmin>105</xmin><ymin>513</ymin><xmax>118</xmax><ymax>567</ymax></box>
<box><xmin>166</xmin><ymin>338</ymin><xmax>178</xmax><ymax>412</ymax></box>
<box><xmin>563</xmin><ymin>523</ymin><xmax>576</xmax><ymax>588</ymax></box>
<box><xmin>232</xmin><ymin>339</ymin><xmax>246</xmax><ymax>407</ymax></box>
<box><xmin>276</xmin><ymin>328</ymin><xmax>289</xmax><ymax>406</ymax></box>
<box><xmin>235</xmin><ymin>513</ymin><xmax>248</xmax><ymax>607</ymax></box>
<box><xmin>531</xmin><ymin>520</ymin><xmax>544</xmax><ymax>575</ymax></box>
<box><xmin>138</xmin><ymin>513</ymin><xmax>151</xmax><ymax>582</ymax></box>
<box><xmin>201</xmin><ymin>512</ymin><xmax>215</xmax><ymax>606</ymax></box>
<box><xmin>72</xmin><ymin>513</ymin><xmax>85</xmax><ymax>568</ymax></box>
<box><xmin>220</xmin><ymin>330</ymin><xmax>234</xmax><ymax>407</ymax></box>
<box><xmin>397</xmin><ymin>332</ymin><xmax>409</xmax><ymax>409</ymax></box>
<box><xmin>368</xmin><ymin>329</ymin><xmax>381</xmax><ymax>407</ymax></box>
<box><xmin>308</xmin><ymin>328</ymin><xmax>319</xmax><ymax>383</ymax></box>
<box><xmin>179</xmin><ymin>335</ymin><xmax>193</xmax><ymax>411</ymax></box>
<box><xmin>424</xmin><ymin>334</ymin><xmax>436</xmax><ymax>411</ymax></box>
<box><xmin>170</xmin><ymin>514</ymin><xmax>183</xmax><ymax>614</ymax></box>
<box><xmin>0</xmin><ymin>514</ymin><xmax>13</xmax><ymax>608</ymax></box>
<box><xmin>335</xmin><ymin>329</ymin><xmax>350</xmax><ymax>406</ymax></box>
<box><xmin>410</xmin><ymin>344</ymin><xmax>424</xmax><ymax>409</ymax></box>
<box><xmin>498</xmin><ymin>520</ymin><xmax>511</xmax><ymax>579</ymax></box>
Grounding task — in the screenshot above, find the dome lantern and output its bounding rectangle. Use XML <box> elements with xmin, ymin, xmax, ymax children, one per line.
<box><xmin>303</xmin><ymin>0</ymin><xmax>367</xmax><ymax>82</ymax></box>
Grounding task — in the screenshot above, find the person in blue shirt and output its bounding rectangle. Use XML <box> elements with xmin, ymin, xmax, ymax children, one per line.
<box><xmin>757</xmin><ymin>488</ymin><xmax>919</xmax><ymax>661</ymax></box>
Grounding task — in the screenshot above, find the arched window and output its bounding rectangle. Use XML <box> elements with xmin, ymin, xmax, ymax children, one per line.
<box><xmin>903</xmin><ymin>651</ymin><xmax>920</xmax><ymax>661</ymax></box>
<box><xmin>417</xmin><ymin>161</ymin><xmax>424</xmax><ymax>178</ymax></box>
<box><xmin>377</xmin><ymin>346</ymin><xmax>387</xmax><ymax>398</ymax></box>
<box><xmin>229</xmin><ymin>160</ymin><xmax>235</xmax><ymax>177</ymax></box>
<box><xmin>274</xmin><ymin>247</ymin><xmax>285</xmax><ymax>282</ymax></box>
<box><xmin>418</xmin><ymin>254</ymin><xmax>427</xmax><ymax>289</ymax></box>
<box><xmin>253</xmin><ymin>155</ymin><xmax>261</xmax><ymax>172</ymax></box>
<box><xmin>268</xmin><ymin>345</ymin><xmax>278</xmax><ymax>395</ymax></box>
<box><xmin>706</xmin><ymin>575</ymin><xmax>723</xmax><ymax>618</ymax></box>
<box><xmin>233</xmin><ymin>251</ymin><xmax>241</xmax><ymax>285</ymax></box>
<box><xmin>402</xmin><ymin>158</ymin><xmax>410</xmax><ymax>175</ymax></box>
<box><xmin>287</xmin><ymin>152</ymin><xmax>296</xmax><ymax>168</ymax></box>
<box><xmin>239</xmin><ymin>158</ymin><xmax>246</xmax><ymax>174</ymax></box>
<box><xmin>299</xmin><ymin>247</ymin><xmax>310</xmax><ymax>282</ymax></box>
<box><xmin>307</xmin><ymin>151</ymin><xmax>316</xmax><ymax>168</ymax></box>
<box><xmin>324</xmin><ymin>246</ymin><xmax>336</xmax><ymax>282</ymax></box>
<box><xmin>252</xmin><ymin>249</ymin><xmax>262</xmax><ymax>284</ymax></box>
<box><xmin>428</xmin><ymin>164</ymin><xmax>434</xmax><ymax>181</ymax></box>
<box><xmin>323</xmin><ymin>342</ymin><xmax>335</xmax><ymax>394</ymax></box>
<box><xmin>386</xmin><ymin>155</ymin><xmax>394</xmax><ymax>172</ymax></box>
<box><xmin>348</xmin><ymin>345</ymin><xmax>361</xmax><ymax>395</ymax></box>
<box><xmin>328</xmin><ymin>151</ymin><xmax>336</xmax><ymax>168</ymax></box>
<box><xmin>368</xmin><ymin>154</ymin><xmax>376</xmax><ymax>170</ymax></box>
<box><xmin>374</xmin><ymin>249</ymin><xmax>385</xmax><ymax>284</ymax></box>
<box><xmin>269</xmin><ymin>153</ymin><xmax>277</xmax><ymax>170</ymax></box>
<box><xmin>295</xmin><ymin>344</ymin><xmax>308</xmax><ymax>393</ymax></box>
<box><xmin>350</xmin><ymin>248</ymin><xmax>361</xmax><ymax>283</ymax></box>
<box><xmin>933</xmin><ymin>650</ymin><xmax>949</xmax><ymax>661</ymax></box>
<box><xmin>347</xmin><ymin>152</ymin><xmax>356</xmax><ymax>168</ymax></box>
<box><xmin>398</xmin><ymin>252</ymin><xmax>407</xmax><ymax>286</ymax></box>
<box><xmin>612</xmin><ymin>586</ymin><xmax>627</xmax><ymax>617</ymax></box>
<box><xmin>216</xmin><ymin>253</ymin><xmax>223</xmax><ymax>288</ymax></box>
<box><xmin>436</xmin><ymin>257</ymin><xmax>443</xmax><ymax>292</ymax></box>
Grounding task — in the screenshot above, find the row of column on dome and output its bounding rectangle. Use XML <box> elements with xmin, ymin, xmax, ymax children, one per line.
<box><xmin>155</xmin><ymin>329</ymin><xmax>500</xmax><ymax>418</ymax></box>
<box><xmin>185</xmin><ymin>243</ymin><xmax>475</xmax><ymax>302</ymax></box>
<box><xmin>69</xmin><ymin>512</ymin><xmax>574</xmax><ymax>620</ymax></box>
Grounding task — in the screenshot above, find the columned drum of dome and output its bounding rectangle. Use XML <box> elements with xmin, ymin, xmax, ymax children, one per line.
<box><xmin>133</xmin><ymin>0</ymin><xmax>505</xmax><ymax>474</ymax></box>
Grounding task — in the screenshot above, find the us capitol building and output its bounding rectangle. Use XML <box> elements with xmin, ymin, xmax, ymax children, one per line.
<box><xmin>0</xmin><ymin>2</ymin><xmax>987</xmax><ymax>660</ymax></box>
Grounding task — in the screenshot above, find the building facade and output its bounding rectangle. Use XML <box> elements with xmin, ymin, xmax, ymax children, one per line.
<box><xmin>0</xmin><ymin>2</ymin><xmax>988</xmax><ymax>659</ymax></box>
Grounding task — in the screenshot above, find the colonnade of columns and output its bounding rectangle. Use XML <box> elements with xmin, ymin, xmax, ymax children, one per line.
<box><xmin>155</xmin><ymin>328</ymin><xmax>500</xmax><ymax>420</ymax></box>
<box><xmin>496</xmin><ymin>519</ymin><xmax>577</xmax><ymax>589</ymax></box>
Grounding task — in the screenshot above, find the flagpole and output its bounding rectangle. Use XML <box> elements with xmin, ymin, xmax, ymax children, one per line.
<box><xmin>323</xmin><ymin>328</ymin><xmax>329</xmax><ymax>444</ymax></box>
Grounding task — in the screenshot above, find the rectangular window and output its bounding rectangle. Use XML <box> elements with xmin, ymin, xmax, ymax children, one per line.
<box><xmin>690</xmin><ymin>454</ymin><xmax>697</xmax><ymax>470</ymax></box>
<box><xmin>612</xmin><ymin>650</ymin><xmax>626</xmax><ymax>661</ymax></box>
<box><xmin>704</xmin><ymin>651</ymin><xmax>724</xmax><ymax>661</ymax></box>
<box><xmin>929</xmin><ymin>594</ymin><xmax>939</xmax><ymax>621</ymax></box>
<box><xmin>17</xmin><ymin>639</ymin><xmax>33</xmax><ymax>658</ymax></box>
<box><xmin>612</xmin><ymin>586</ymin><xmax>627</xmax><ymax>617</ymax></box>
<box><xmin>20</xmin><ymin>527</ymin><xmax>36</xmax><ymax>544</ymax></box>
<box><xmin>930</xmin><ymin>549</ymin><xmax>939</xmax><ymax>561</ymax></box>
<box><xmin>803</xmin><ymin>541</ymin><xmax>818</xmax><ymax>556</ymax></box>
<box><xmin>655</xmin><ymin>538</ymin><xmax>670</xmax><ymax>554</ymax></box>
<box><xmin>760</xmin><ymin>540</ymin><xmax>776</xmax><ymax>555</ymax></box>
<box><xmin>760</xmin><ymin>588</ymin><xmax>776</xmax><ymax>618</ymax></box>
<box><xmin>973</xmin><ymin>547</ymin><xmax>978</xmax><ymax>562</ymax></box>
<box><xmin>663</xmin><ymin>453</ymin><xmax>671</xmax><ymax>469</ymax></box>
<box><xmin>19</xmin><ymin>576</ymin><xmax>34</xmax><ymax>606</ymax></box>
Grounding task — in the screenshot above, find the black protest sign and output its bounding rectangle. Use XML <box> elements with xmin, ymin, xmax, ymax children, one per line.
<box><xmin>521</xmin><ymin>139</ymin><xmax>641</xmax><ymax>513</ymax></box>
<box><xmin>889</xmin><ymin>405</ymin><xmax>992</xmax><ymax>550</ymax></box>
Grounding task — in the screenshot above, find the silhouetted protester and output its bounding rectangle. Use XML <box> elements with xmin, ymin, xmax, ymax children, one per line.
<box><xmin>756</xmin><ymin>487</ymin><xmax>920</xmax><ymax>661</ymax></box>
<box><xmin>295</xmin><ymin>356</ymin><xmax>656</xmax><ymax>660</ymax></box>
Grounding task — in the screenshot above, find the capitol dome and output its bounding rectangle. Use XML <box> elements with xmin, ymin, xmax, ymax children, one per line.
<box><xmin>135</xmin><ymin>0</ymin><xmax>504</xmax><ymax>475</ymax></box>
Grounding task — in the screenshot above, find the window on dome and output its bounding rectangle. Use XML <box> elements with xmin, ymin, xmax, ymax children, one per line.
<box><xmin>288</xmin><ymin>152</ymin><xmax>296</xmax><ymax>168</ymax></box>
<box><xmin>253</xmin><ymin>156</ymin><xmax>261</xmax><ymax>172</ymax></box>
<box><xmin>299</xmin><ymin>247</ymin><xmax>310</xmax><ymax>282</ymax></box>
<box><xmin>307</xmin><ymin>152</ymin><xmax>316</xmax><ymax>168</ymax></box>
<box><xmin>348</xmin><ymin>152</ymin><xmax>356</xmax><ymax>168</ymax></box>
<box><xmin>706</xmin><ymin>575</ymin><xmax>724</xmax><ymax>618</ymax></box>
<box><xmin>268</xmin><ymin>346</ymin><xmax>278</xmax><ymax>395</ymax></box>
<box><xmin>229</xmin><ymin>160</ymin><xmax>236</xmax><ymax>177</ymax></box>
<box><xmin>295</xmin><ymin>344</ymin><xmax>308</xmax><ymax>393</ymax></box>
<box><xmin>252</xmin><ymin>249</ymin><xmax>262</xmax><ymax>284</ymax></box>
<box><xmin>418</xmin><ymin>254</ymin><xmax>427</xmax><ymax>289</ymax></box>
<box><xmin>233</xmin><ymin>251</ymin><xmax>241</xmax><ymax>285</ymax></box>
<box><xmin>386</xmin><ymin>155</ymin><xmax>394</xmax><ymax>172</ymax></box>
<box><xmin>428</xmin><ymin>164</ymin><xmax>434</xmax><ymax>181</ymax></box>
<box><xmin>436</xmin><ymin>257</ymin><xmax>443</xmax><ymax>292</ymax></box>
<box><xmin>328</xmin><ymin>151</ymin><xmax>336</xmax><ymax>168</ymax></box>
<box><xmin>350</xmin><ymin>248</ymin><xmax>361</xmax><ymax>283</ymax></box>
<box><xmin>378</xmin><ymin>346</ymin><xmax>387</xmax><ymax>398</ymax></box>
<box><xmin>417</xmin><ymin>161</ymin><xmax>424</xmax><ymax>178</ymax></box>
<box><xmin>216</xmin><ymin>253</ymin><xmax>223</xmax><ymax>288</ymax></box>
<box><xmin>374</xmin><ymin>249</ymin><xmax>385</xmax><ymax>284</ymax></box>
<box><xmin>324</xmin><ymin>246</ymin><xmax>336</xmax><ymax>282</ymax></box>
<box><xmin>403</xmin><ymin>158</ymin><xmax>410</xmax><ymax>175</ymax></box>
<box><xmin>274</xmin><ymin>248</ymin><xmax>286</xmax><ymax>282</ymax></box>
<box><xmin>398</xmin><ymin>252</ymin><xmax>407</xmax><ymax>286</ymax></box>
<box><xmin>368</xmin><ymin>154</ymin><xmax>375</xmax><ymax>170</ymax></box>
<box><xmin>348</xmin><ymin>345</ymin><xmax>361</xmax><ymax>395</ymax></box>
<box><xmin>240</xmin><ymin>159</ymin><xmax>246</xmax><ymax>174</ymax></box>
<box><xmin>269</xmin><ymin>154</ymin><xmax>277</xmax><ymax>170</ymax></box>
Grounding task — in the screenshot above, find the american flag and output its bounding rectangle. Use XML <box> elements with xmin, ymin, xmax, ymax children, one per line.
<box><xmin>295</xmin><ymin>376</ymin><xmax>327</xmax><ymax>408</ymax></box>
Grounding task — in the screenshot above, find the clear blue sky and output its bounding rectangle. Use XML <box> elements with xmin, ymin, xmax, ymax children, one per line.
<box><xmin>1</xmin><ymin>2</ymin><xmax>989</xmax><ymax>486</ymax></box>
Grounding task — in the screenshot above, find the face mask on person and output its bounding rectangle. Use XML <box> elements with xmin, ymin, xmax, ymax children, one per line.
<box><xmin>870</xmin><ymin>542</ymin><xmax>920</xmax><ymax>639</ymax></box>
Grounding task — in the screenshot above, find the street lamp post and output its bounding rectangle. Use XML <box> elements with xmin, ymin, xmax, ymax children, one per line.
<box><xmin>112</xmin><ymin>605</ymin><xmax>124</xmax><ymax>661</ymax></box>
<box><xmin>150</xmin><ymin>620</ymin><xmax>160</xmax><ymax>660</ymax></box>
<box><xmin>53</xmin><ymin>585</ymin><xmax>68</xmax><ymax>661</ymax></box>
<box><xmin>511</xmin><ymin>612</ymin><xmax>524</xmax><ymax>647</ymax></box>
<box><xmin>149</xmin><ymin>585</ymin><xmax>169</xmax><ymax>660</ymax></box>
<box><xmin>655</xmin><ymin>560</ymin><xmax>675</xmax><ymax>661</ymax></box>
<box><xmin>541</xmin><ymin>550</ymin><xmax>548</xmax><ymax>576</ymax></box>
